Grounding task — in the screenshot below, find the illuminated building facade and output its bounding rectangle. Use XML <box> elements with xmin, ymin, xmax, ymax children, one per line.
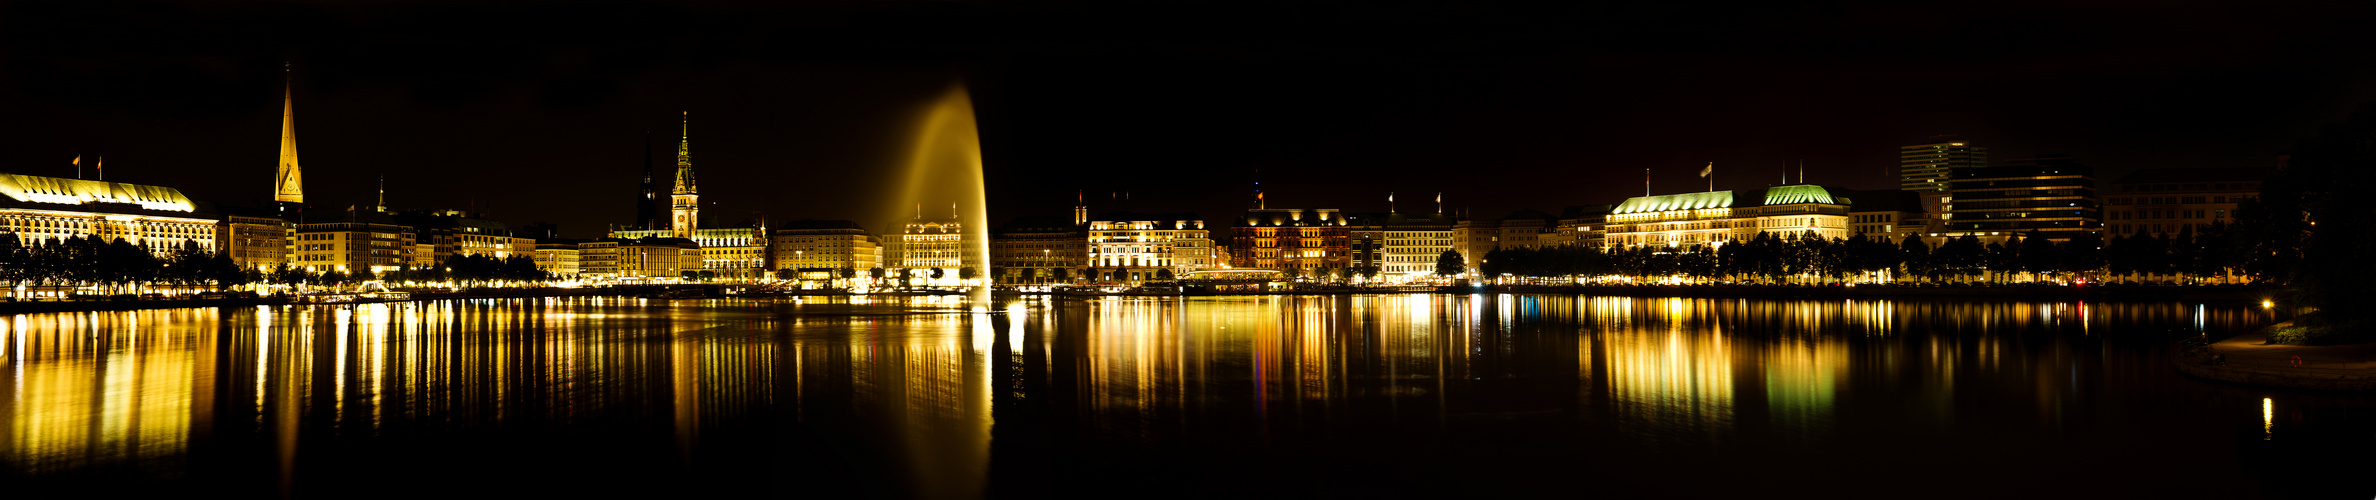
<box><xmin>1086</xmin><ymin>212</ymin><xmax>1208</xmax><ymax>283</ymax></box>
<box><xmin>989</xmin><ymin>216</ymin><xmax>1084</xmax><ymax>284</ymax></box>
<box><xmin>1347</xmin><ymin>212</ymin><xmax>1457</xmax><ymax>280</ymax></box>
<box><xmin>395</xmin><ymin>210</ymin><xmax>526</xmax><ymax>262</ymax></box>
<box><xmin>770</xmin><ymin>219</ymin><xmax>882</xmax><ymax>277</ymax></box>
<box><xmin>2103</xmin><ymin>167</ymin><xmax>2268</xmax><ymax>237</ymax></box>
<box><xmin>616</xmin><ymin>237</ymin><xmax>700</xmax><ymax>281</ymax></box>
<box><xmin>216</xmin><ymin>209</ymin><xmax>291</xmax><ymax>270</ymax></box>
<box><xmin>577</xmin><ymin>240</ymin><xmax>620</xmax><ymax>279</ymax></box>
<box><xmin>1231</xmin><ymin>208</ymin><xmax>1346</xmax><ymax>274</ymax></box>
<box><xmin>694</xmin><ymin>227</ymin><xmax>766</xmax><ymax>281</ymax></box>
<box><xmin>0</xmin><ymin>174</ymin><xmax>219</xmax><ymax>257</ymax></box>
<box><xmin>1940</xmin><ymin>156</ymin><xmax>2101</xmax><ymax>241</ymax></box>
<box><xmin>898</xmin><ymin>210</ymin><xmax>978</xmax><ymax>273</ymax></box>
<box><xmin>1546</xmin><ymin>205</ymin><xmax>1612</xmax><ymax>249</ymax></box>
<box><xmin>292</xmin><ymin>210</ymin><xmax>417</xmax><ymax>273</ymax></box>
<box><xmin>1604</xmin><ymin>185</ymin><xmax>1854</xmax><ymax>249</ymax></box>
<box><xmin>1449</xmin><ymin>210</ymin><xmax>1558</xmax><ymax>274</ymax></box>
<box><xmin>614</xmin><ymin>226</ymin><xmax>770</xmax><ymax>280</ymax></box>
<box><xmin>534</xmin><ymin>240</ymin><xmax>582</xmax><ymax>278</ymax></box>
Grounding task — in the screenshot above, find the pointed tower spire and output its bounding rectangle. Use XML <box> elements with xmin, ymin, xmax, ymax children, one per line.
<box><xmin>274</xmin><ymin>63</ymin><xmax>304</xmax><ymax>204</ymax></box>
<box><xmin>638</xmin><ymin>130</ymin><xmax>660</xmax><ymax>230</ymax></box>
<box><xmin>669</xmin><ymin>111</ymin><xmax>699</xmax><ymax>238</ymax></box>
<box><xmin>376</xmin><ymin>174</ymin><xmax>385</xmax><ymax>212</ymax></box>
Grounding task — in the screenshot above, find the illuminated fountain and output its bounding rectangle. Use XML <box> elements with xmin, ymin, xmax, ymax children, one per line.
<box><xmin>890</xmin><ymin>82</ymin><xmax>995</xmax><ymax>307</ymax></box>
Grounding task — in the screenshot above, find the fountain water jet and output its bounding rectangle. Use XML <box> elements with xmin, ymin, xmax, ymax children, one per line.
<box><xmin>889</xmin><ymin>82</ymin><xmax>995</xmax><ymax>308</ymax></box>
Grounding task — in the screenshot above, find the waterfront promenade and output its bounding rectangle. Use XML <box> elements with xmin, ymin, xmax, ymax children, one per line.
<box><xmin>2179</xmin><ymin>324</ymin><xmax>2376</xmax><ymax>391</ymax></box>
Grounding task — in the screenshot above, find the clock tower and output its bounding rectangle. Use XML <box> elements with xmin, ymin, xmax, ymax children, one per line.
<box><xmin>671</xmin><ymin>111</ymin><xmax>699</xmax><ymax>238</ymax></box>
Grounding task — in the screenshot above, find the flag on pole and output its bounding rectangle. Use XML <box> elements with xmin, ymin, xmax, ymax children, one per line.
<box><xmin>71</xmin><ymin>155</ymin><xmax>80</xmax><ymax>167</ymax></box>
<box><xmin>1699</xmin><ymin>163</ymin><xmax>1712</xmax><ymax>178</ymax></box>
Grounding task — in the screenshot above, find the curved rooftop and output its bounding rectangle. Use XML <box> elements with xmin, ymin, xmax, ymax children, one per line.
<box><xmin>0</xmin><ymin>173</ymin><xmax>196</xmax><ymax>213</ymax></box>
<box><xmin>1611</xmin><ymin>191</ymin><xmax>1733</xmax><ymax>214</ymax></box>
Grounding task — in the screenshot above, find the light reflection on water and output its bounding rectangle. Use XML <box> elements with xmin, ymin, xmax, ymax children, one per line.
<box><xmin>0</xmin><ymin>295</ymin><xmax>2366</xmax><ymax>498</ymax></box>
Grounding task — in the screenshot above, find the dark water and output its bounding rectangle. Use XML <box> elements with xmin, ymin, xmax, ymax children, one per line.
<box><xmin>1</xmin><ymin>295</ymin><xmax>2368</xmax><ymax>499</ymax></box>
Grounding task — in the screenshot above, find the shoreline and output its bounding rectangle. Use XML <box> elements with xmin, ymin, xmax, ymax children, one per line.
<box><xmin>0</xmin><ymin>283</ymin><xmax>2270</xmax><ymax>315</ymax></box>
<box><xmin>2176</xmin><ymin>322</ymin><xmax>2376</xmax><ymax>391</ymax></box>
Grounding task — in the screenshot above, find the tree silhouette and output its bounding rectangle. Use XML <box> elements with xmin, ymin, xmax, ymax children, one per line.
<box><xmin>1434</xmin><ymin>250</ymin><xmax>1463</xmax><ymax>277</ymax></box>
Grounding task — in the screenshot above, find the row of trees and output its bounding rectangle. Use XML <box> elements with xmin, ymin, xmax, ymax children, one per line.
<box><xmin>1466</xmin><ymin>225</ymin><xmax>2258</xmax><ymax>285</ymax></box>
<box><xmin>0</xmin><ymin>232</ymin><xmax>556</xmax><ymax>296</ymax></box>
<box><xmin>0</xmin><ymin>234</ymin><xmax>250</xmax><ymax>293</ymax></box>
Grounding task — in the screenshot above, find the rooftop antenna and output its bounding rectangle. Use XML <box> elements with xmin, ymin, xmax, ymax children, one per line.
<box><xmin>1798</xmin><ymin>159</ymin><xmax>1805</xmax><ymax>184</ymax></box>
<box><xmin>1644</xmin><ymin>168</ymin><xmax>1650</xmax><ymax>197</ymax></box>
<box><xmin>376</xmin><ymin>174</ymin><xmax>385</xmax><ymax>212</ymax></box>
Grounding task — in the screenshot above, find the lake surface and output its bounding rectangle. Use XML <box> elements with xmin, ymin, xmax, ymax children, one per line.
<box><xmin>1</xmin><ymin>295</ymin><xmax>2368</xmax><ymax>499</ymax></box>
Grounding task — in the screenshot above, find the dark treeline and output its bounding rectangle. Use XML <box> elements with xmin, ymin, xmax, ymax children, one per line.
<box><xmin>0</xmin><ymin>232</ymin><xmax>547</xmax><ymax>296</ymax></box>
<box><xmin>0</xmin><ymin>233</ymin><xmax>247</xmax><ymax>293</ymax></box>
<box><xmin>1479</xmin><ymin>225</ymin><xmax>2256</xmax><ymax>285</ymax></box>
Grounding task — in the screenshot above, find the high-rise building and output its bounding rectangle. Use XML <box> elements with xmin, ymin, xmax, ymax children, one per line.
<box><xmin>1899</xmin><ymin>136</ymin><xmax>1988</xmax><ymax>192</ymax></box>
<box><xmin>1939</xmin><ymin>155</ymin><xmax>2100</xmax><ymax>242</ymax></box>
<box><xmin>670</xmin><ymin>112</ymin><xmax>699</xmax><ymax>239</ymax></box>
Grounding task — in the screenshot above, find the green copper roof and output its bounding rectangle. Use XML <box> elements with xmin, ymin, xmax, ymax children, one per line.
<box><xmin>1762</xmin><ymin>185</ymin><xmax>1841</xmax><ymax>205</ymax></box>
<box><xmin>1611</xmin><ymin>191</ymin><xmax>1733</xmax><ymax>214</ymax></box>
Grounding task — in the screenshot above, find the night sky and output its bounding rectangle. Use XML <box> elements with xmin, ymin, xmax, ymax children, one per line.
<box><xmin>3</xmin><ymin>1</ymin><xmax>2371</xmax><ymax>238</ymax></box>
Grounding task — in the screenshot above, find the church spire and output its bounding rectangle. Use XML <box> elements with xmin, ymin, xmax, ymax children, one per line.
<box><xmin>274</xmin><ymin>63</ymin><xmax>304</xmax><ymax>204</ymax></box>
<box><xmin>668</xmin><ymin>111</ymin><xmax>699</xmax><ymax>238</ymax></box>
<box><xmin>673</xmin><ymin>111</ymin><xmax>695</xmax><ymax>194</ymax></box>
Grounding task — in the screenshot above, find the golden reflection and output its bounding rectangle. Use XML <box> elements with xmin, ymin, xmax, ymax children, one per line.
<box><xmin>0</xmin><ymin>296</ymin><xmax>2284</xmax><ymax>490</ymax></box>
<box><xmin>3</xmin><ymin>309</ymin><xmax>216</xmax><ymax>475</ymax></box>
<box><xmin>1604</xmin><ymin>298</ymin><xmax>1734</xmax><ymax>437</ymax></box>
